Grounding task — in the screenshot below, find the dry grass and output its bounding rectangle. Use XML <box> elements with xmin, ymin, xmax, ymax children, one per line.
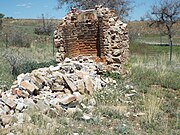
<box><xmin>0</xmin><ymin>19</ymin><xmax>180</xmax><ymax>134</ymax></box>
<box><xmin>142</xmin><ymin>89</ymin><xmax>163</xmax><ymax>124</ymax></box>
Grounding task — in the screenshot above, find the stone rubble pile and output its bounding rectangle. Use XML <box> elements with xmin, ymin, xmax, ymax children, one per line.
<box><xmin>54</xmin><ymin>5</ymin><xmax>129</xmax><ymax>74</ymax></box>
<box><xmin>0</xmin><ymin>56</ymin><xmax>109</xmax><ymax>128</ymax></box>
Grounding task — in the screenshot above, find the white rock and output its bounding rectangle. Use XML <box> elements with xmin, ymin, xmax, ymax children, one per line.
<box><xmin>64</xmin><ymin>57</ymin><xmax>72</xmax><ymax>63</ymax></box>
<box><xmin>131</xmin><ymin>90</ymin><xmax>137</xmax><ymax>93</ymax></box>
<box><xmin>17</xmin><ymin>73</ymin><xmax>31</xmax><ymax>85</ymax></box>
<box><xmin>125</xmin><ymin>93</ymin><xmax>135</xmax><ymax>98</ymax></box>
<box><xmin>0</xmin><ymin>107</ymin><xmax>7</xmax><ymax>115</ymax></box>
<box><xmin>3</xmin><ymin>105</ymin><xmax>10</xmax><ymax>114</ymax></box>
<box><xmin>16</xmin><ymin>102</ymin><xmax>24</xmax><ymax>111</ymax></box>
<box><xmin>82</xmin><ymin>113</ymin><xmax>92</xmax><ymax>120</ymax></box>
<box><xmin>66</xmin><ymin>108</ymin><xmax>77</xmax><ymax>114</ymax></box>
<box><xmin>133</xmin><ymin>112</ymin><xmax>145</xmax><ymax>117</ymax></box>
<box><xmin>16</xmin><ymin>113</ymin><xmax>24</xmax><ymax>123</ymax></box>
<box><xmin>125</xmin><ymin>84</ymin><xmax>134</xmax><ymax>90</ymax></box>
<box><xmin>23</xmin><ymin>98</ymin><xmax>35</xmax><ymax>109</ymax></box>
<box><xmin>7</xmin><ymin>132</ymin><xmax>15</xmax><ymax>135</ymax></box>
<box><xmin>49</xmin><ymin>98</ymin><xmax>61</xmax><ymax>106</ymax></box>
<box><xmin>49</xmin><ymin>65</ymin><xmax>60</xmax><ymax>72</ymax></box>
<box><xmin>94</xmin><ymin>78</ymin><xmax>103</xmax><ymax>90</ymax></box>
<box><xmin>73</xmin><ymin>92</ymin><xmax>84</xmax><ymax>102</ymax></box>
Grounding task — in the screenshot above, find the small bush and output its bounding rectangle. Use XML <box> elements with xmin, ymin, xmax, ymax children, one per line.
<box><xmin>102</xmin><ymin>71</ymin><xmax>122</xmax><ymax>80</ymax></box>
<box><xmin>3</xmin><ymin>48</ymin><xmax>26</xmax><ymax>76</ymax></box>
<box><xmin>34</xmin><ymin>24</ymin><xmax>53</xmax><ymax>36</ymax></box>
<box><xmin>14</xmin><ymin>60</ymin><xmax>56</xmax><ymax>76</ymax></box>
<box><xmin>8</xmin><ymin>30</ymin><xmax>31</xmax><ymax>47</ymax></box>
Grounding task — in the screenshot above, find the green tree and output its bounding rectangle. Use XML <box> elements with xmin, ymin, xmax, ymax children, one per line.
<box><xmin>0</xmin><ymin>13</ymin><xmax>5</xmax><ymax>18</ymax></box>
<box><xmin>57</xmin><ymin>0</ymin><xmax>133</xmax><ymax>20</ymax></box>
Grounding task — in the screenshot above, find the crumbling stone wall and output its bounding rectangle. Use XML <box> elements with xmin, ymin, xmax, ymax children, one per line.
<box><xmin>54</xmin><ymin>6</ymin><xmax>129</xmax><ymax>73</ymax></box>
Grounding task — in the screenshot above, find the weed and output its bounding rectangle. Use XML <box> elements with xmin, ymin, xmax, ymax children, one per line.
<box><xmin>14</xmin><ymin>60</ymin><xmax>56</xmax><ymax>76</ymax></box>
<box><xmin>114</xmin><ymin>120</ymin><xmax>135</xmax><ymax>135</ymax></box>
<box><xmin>102</xmin><ymin>71</ymin><xmax>122</xmax><ymax>80</ymax></box>
<box><xmin>143</xmin><ymin>91</ymin><xmax>163</xmax><ymax>124</ymax></box>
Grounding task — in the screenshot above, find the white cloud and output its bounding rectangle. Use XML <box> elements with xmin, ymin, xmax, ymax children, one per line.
<box><xmin>16</xmin><ymin>4</ymin><xmax>27</xmax><ymax>7</ymax></box>
<box><xmin>16</xmin><ymin>3</ymin><xmax>32</xmax><ymax>8</ymax></box>
<box><xmin>26</xmin><ymin>5</ymin><xmax>32</xmax><ymax>8</ymax></box>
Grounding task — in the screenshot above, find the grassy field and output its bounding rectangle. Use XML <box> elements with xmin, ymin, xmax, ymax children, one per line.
<box><xmin>128</xmin><ymin>21</ymin><xmax>180</xmax><ymax>45</ymax></box>
<box><xmin>0</xmin><ymin>19</ymin><xmax>180</xmax><ymax>134</ymax></box>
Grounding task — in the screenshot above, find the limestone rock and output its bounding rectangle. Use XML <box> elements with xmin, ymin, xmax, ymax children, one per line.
<box><xmin>49</xmin><ymin>98</ymin><xmax>61</xmax><ymax>106</ymax></box>
<box><xmin>59</xmin><ymin>94</ymin><xmax>76</xmax><ymax>105</ymax></box>
<box><xmin>16</xmin><ymin>102</ymin><xmax>24</xmax><ymax>111</ymax></box>
<box><xmin>84</xmin><ymin>78</ymin><xmax>94</xmax><ymax>95</ymax></box>
<box><xmin>36</xmin><ymin>100</ymin><xmax>50</xmax><ymax>112</ymax></box>
<box><xmin>63</xmin><ymin>75</ymin><xmax>77</xmax><ymax>92</ymax></box>
<box><xmin>1</xmin><ymin>95</ymin><xmax>17</xmax><ymax>109</ymax></box>
<box><xmin>20</xmin><ymin>81</ymin><xmax>35</xmax><ymax>93</ymax></box>
<box><xmin>52</xmin><ymin>85</ymin><xmax>64</xmax><ymax>92</ymax></box>
<box><xmin>82</xmin><ymin>113</ymin><xmax>92</xmax><ymax>120</ymax></box>
<box><xmin>77</xmin><ymin>80</ymin><xmax>85</xmax><ymax>94</ymax></box>
<box><xmin>23</xmin><ymin>98</ymin><xmax>36</xmax><ymax>109</ymax></box>
<box><xmin>1</xmin><ymin>115</ymin><xmax>14</xmax><ymax>126</ymax></box>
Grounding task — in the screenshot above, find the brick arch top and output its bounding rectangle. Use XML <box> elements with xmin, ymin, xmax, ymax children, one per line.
<box><xmin>54</xmin><ymin>6</ymin><xmax>129</xmax><ymax>74</ymax></box>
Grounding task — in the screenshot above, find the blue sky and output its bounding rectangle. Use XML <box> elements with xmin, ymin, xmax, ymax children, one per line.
<box><xmin>0</xmin><ymin>0</ymin><xmax>156</xmax><ymax>20</ymax></box>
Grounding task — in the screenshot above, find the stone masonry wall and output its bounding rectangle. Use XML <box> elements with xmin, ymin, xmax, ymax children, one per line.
<box><xmin>54</xmin><ymin>6</ymin><xmax>129</xmax><ymax>74</ymax></box>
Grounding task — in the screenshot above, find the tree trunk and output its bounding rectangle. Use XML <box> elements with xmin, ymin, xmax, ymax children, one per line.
<box><xmin>168</xmin><ymin>27</ymin><xmax>173</xmax><ymax>64</ymax></box>
<box><xmin>42</xmin><ymin>14</ymin><xmax>46</xmax><ymax>32</ymax></box>
<box><xmin>0</xmin><ymin>19</ymin><xmax>2</xmax><ymax>32</ymax></box>
<box><xmin>12</xmin><ymin>66</ymin><xmax>16</xmax><ymax>76</ymax></box>
<box><xmin>159</xmin><ymin>28</ymin><xmax>162</xmax><ymax>46</ymax></box>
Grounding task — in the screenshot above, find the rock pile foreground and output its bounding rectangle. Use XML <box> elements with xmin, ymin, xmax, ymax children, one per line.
<box><xmin>0</xmin><ymin>56</ymin><xmax>110</xmax><ymax>129</ymax></box>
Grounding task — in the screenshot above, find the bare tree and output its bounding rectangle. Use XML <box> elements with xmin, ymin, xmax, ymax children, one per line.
<box><xmin>34</xmin><ymin>14</ymin><xmax>55</xmax><ymax>36</ymax></box>
<box><xmin>56</xmin><ymin>0</ymin><xmax>134</xmax><ymax>20</ymax></box>
<box><xmin>2</xmin><ymin>49</ymin><xmax>31</xmax><ymax>76</ymax></box>
<box><xmin>147</xmin><ymin>0</ymin><xmax>180</xmax><ymax>63</ymax></box>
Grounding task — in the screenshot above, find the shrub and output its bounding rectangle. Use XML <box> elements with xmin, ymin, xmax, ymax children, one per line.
<box><xmin>34</xmin><ymin>24</ymin><xmax>54</xmax><ymax>36</ymax></box>
<box><xmin>8</xmin><ymin>30</ymin><xmax>31</xmax><ymax>47</ymax></box>
<box><xmin>14</xmin><ymin>60</ymin><xmax>56</xmax><ymax>76</ymax></box>
<box><xmin>102</xmin><ymin>71</ymin><xmax>122</xmax><ymax>80</ymax></box>
<box><xmin>3</xmin><ymin>49</ymin><xmax>25</xmax><ymax>76</ymax></box>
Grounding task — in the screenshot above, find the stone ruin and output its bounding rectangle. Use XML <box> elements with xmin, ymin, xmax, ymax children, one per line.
<box><xmin>0</xmin><ymin>6</ymin><xmax>130</xmax><ymax>130</ymax></box>
<box><xmin>54</xmin><ymin>5</ymin><xmax>129</xmax><ymax>74</ymax></box>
